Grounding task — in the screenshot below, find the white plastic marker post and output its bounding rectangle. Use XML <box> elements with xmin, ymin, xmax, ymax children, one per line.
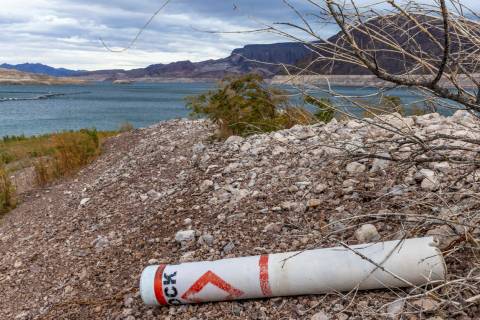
<box><xmin>140</xmin><ymin>237</ymin><xmax>446</xmax><ymax>306</ymax></box>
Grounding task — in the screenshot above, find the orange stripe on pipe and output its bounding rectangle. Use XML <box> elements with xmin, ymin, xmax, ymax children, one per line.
<box><xmin>153</xmin><ymin>264</ymin><xmax>168</xmax><ymax>305</ymax></box>
<box><xmin>259</xmin><ymin>255</ymin><xmax>272</xmax><ymax>296</ymax></box>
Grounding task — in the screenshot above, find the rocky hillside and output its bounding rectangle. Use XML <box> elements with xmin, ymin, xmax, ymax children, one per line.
<box><xmin>76</xmin><ymin>42</ymin><xmax>311</xmax><ymax>81</ymax></box>
<box><xmin>0</xmin><ymin>112</ymin><xmax>479</xmax><ymax>319</ymax></box>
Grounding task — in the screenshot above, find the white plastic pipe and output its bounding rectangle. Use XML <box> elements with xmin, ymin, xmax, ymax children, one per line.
<box><xmin>140</xmin><ymin>237</ymin><xmax>445</xmax><ymax>306</ymax></box>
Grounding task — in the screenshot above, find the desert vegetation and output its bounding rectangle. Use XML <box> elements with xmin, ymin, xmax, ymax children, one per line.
<box><xmin>0</xmin><ymin>123</ymin><xmax>133</xmax><ymax>214</ymax></box>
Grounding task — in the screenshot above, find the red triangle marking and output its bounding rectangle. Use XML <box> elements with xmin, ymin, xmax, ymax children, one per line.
<box><xmin>181</xmin><ymin>271</ymin><xmax>244</xmax><ymax>302</ymax></box>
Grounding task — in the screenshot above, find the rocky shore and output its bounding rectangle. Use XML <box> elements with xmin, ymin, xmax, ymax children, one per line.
<box><xmin>0</xmin><ymin>68</ymin><xmax>85</xmax><ymax>85</ymax></box>
<box><xmin>0</xmin><ymin>111</ymin><xmax>479</xmax><ymax>319</ymax></box>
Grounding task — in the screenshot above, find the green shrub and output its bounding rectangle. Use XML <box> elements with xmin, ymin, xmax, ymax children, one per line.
<box><xmin>186</xmin><ymin>74</ymin><xmax>294</xmax><ymax>138</ymax></box>
<box><xmin>304</xmin><ymin>95</ymin><xmax>335</xmax><ymax>123</ymax></box>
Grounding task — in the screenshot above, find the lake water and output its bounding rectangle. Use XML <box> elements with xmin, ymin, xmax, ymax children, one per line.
<box><xmin>0</xmin><ymin>82</ymin><xmax>449</xmax><ymax>137</ymax></box>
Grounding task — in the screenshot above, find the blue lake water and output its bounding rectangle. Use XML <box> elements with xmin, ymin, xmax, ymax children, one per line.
<box><xmin>0</xmin><ymin>82</ymin><xmax>449</xmax><ymax>137</ymax></box>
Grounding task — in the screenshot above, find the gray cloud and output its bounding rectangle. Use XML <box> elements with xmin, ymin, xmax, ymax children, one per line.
<box><xmin>0</xmin><ymin>0</ymin><xmax>478</xmax><ymax>70</ymax></box>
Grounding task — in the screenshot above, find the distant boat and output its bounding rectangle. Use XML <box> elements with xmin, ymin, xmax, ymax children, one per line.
<box><xmin>112</xmin><ymin>79</ymin><xmax>134</xmax><ymax>85</ymax></box>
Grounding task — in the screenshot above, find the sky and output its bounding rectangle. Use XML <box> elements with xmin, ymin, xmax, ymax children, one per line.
<box><xmin>0</xmin><ymin>0</ymin><xmax>478</xmax><ymax>70</ymax></box>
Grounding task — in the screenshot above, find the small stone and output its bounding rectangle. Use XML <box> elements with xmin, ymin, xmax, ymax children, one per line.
<box><xmin>371</xmin><ymin>153</ymin><xmax>391</xmax><ymax>172</ymax></box>
<box><xmin>80</xmin><ymin>198</ymin><xmax>90</xmax><ymax>206</ymax></box>
<box><xmin>148</xmin><ymin>259</ymin><xmax>159</xmax><ymax>265</ymax></box>
<box><xmin>199</xmin><ymin>180</ymin><xmax>214</xmax><ymax>193</ymax></box>
<box><xmin>411</xmin><ymin>298</ymin><xmax>439</xmax><ymax>313</ymax></box>
<box><xmin>225</xmin><ymin>135</ymin><xmax>244</xmax><ymax>145</ymax></box>
<box><xmin>307</xmin><ymin>199</ymin><xmax>322</xmax><ymax>208</ymax></box>
<box><xmin>346</xmin><ymin>161</ymin><xmax>366</xmax><ymax>174</ymax></box>
<box><xmin>146</xmin><ymin>189</ymin><xmax>161</xmax><ymax>200</ymax></box>
<box><xmin>240</xmin><ymin>142</ymin><xmax>251</xmax><ymax>152</ymax></box>
<box><xmin>183</xmin><ymin>218</ymin><xmax>192</xmax><ymax>226</ymax></box>
<box><xmin>91</xmin><ymin>235</ymin><xmax>109</xmax><ymax>250</ymax></box>
<box><xmin>314</xmin><ymin>183</ymin><xmax>327</xmax><ymax>194</ymax></box>
<box><xmin>264</xmin><ymin>223</ymin><xmax>283</xmax><ymax>233</ymax></box>
<box><xmin>288</xmin><ymin>185</ymin><xmax>299</xmax><ymax>193</ymax></box>
<box><xmin>272</xmin><ymin>146</ymin><xmax>287</xmax><ymax>155</ymax></box>
<box><xmin>180</xmin><ymin>251</ymin><xmax>195</xmax><ymax>262</ymax></box>
<box><xmin>198</xmin><ymin>233</ymin><xmax>214</xmax><ymax>246</ymax></box>
<box><xmin>421</xmin><ymin>175</ymin><xmax>439</xmax><ymax>191</ymax></box>
<box><xmin>355</xmin><ymin>224</ymin><xmax>380</xmax><ymax>243</ymax></box>
<box><xmin>311</xmin><ymin>311</ymin><xmax>330</xmax><ymax>320</ymax></box>
<box><xmin>140</xmin><ymin>194</ymin><xmax>148</xmax><ymax>201</ymax></box>
<box><xmin>280</xmin><ymin>201</ymin><xmax>296</xmax><ymax>210</ymax></box>
<box><xmin>14</xmin><ymin>260</ymin><xmax>22</xmax><ymax>268</ymax></box>
<box><xmin>192</xmin><ymin>142</ymin><xmax>205</xmax><ymax>154</ymax></box>
<box><xmin>175</xmin><ymin>230</ymin><xmax>196</xmax><ymax>243</ymax></box>
<box><xmin>386</xmin><ymin>299</ymin><xmax>405</xmax><ymax>318</ymax></box>
<box><xmin>427</xmin><ymin>225</ymin><xmax>457</xmax><ymax>250</ymax></box>
<box><xmin>223</xmin><ymin>242</ymin><xmax>235</xmax><ymax>254</ymax></box>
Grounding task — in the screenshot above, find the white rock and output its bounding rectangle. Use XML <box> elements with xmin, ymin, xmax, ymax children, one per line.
<box><xmin>386</xmin><ymin>299</ymin><xmax>405</xmax><ymax>318</ymax></box>
<box><xmin>311</xmin><ymin>311</ymin><xmax>330</xmax><ymax>320</ymax></box>
<box><xmin>411</xmin><ymin>298</ymin><xmax>439</xmax><ymax>312</ymax></box>
<box><xmin>148</xmin><ymin>258</ymin><xmax>159</xmax><ymax>265</ymax></box>
<box><xmin>314</xmin><ymin>183</ymin><xmax>328</xmax><ymax>194</ymax></box>
<box><xmin>198</xmin><ymin>233</ymin><xmax>214</xmax><ymax>246</ymax></box>
<box><xmin>346</xmin><ymin>161</ymin><xmax>366</xmax><ymax>174</ymax></box>
<box><xmin>199</xmin><ymin>180</ymin><xmax>214</xmax><ymax>193</ymax></box>
<box><xmin>146</xmin><ymin>189</ymin><xmax>161</xmax><ymax>200</ymax></box>
<box><xmin>192</xmin><ymin>142</ymin><xmax>205</xmax><ymax>154</ymax></box>
<box><xmin>342</xmin><ymin>179</ymin><xmax>358</xmax><ymax>188</ymax></box>
<box><xmin>175</xmin><ymin>230</ymin><xmax>195</xmax><ymax>243</ymax></box>
<box><xmin>427</xmin><ymin>225</ymin><xmax>457</xmax><ymax>249</ymax></box>
<box><xmin>183</xmin><ymin>218</ymin><xmax>192</xmax><ymax>226</ymax></box>
<box><xmin>272</xmin><ymin>146</ymin><xmax>287</xmax><ymax>155</ymax></box>
<box><xmin>230</xmin><ymin>188</ymin><xmax>249</xmax><ymax>203</ymax></box>
<box><xmin>307</xmin><ymin>198</ymin><xmax>322</xmax><ymax>208</ymax></box>
<box><xmin>431</xmin><ymin>161</ymin><xmax>450</xmax><ymax>173</ymax></box>
<box><xmin>223</xmin><ymin>242</ymin><xmax>235</xmax><ymax>254</ymax></box>
<box><xmin>180</xmin><ymin>251</ymin><xmax>196</xmax><ymax>262</ymax></box>
<box><xmin>421</xmin><ymin>175</ymin><xmax>439</xmax><ymax>191</ymax></box>
<box><xmin>140</xmin><ymin>194</ymin><xmax>148</xmax><ymax>201</ymax></box>
<box><xmin>264</xmin><ymin>223</ymin><xmax>283</xmax><ymax>233</ymax></box>
<box><xmin>91</xmin><ymin>235</ymin><xmax>109</xmax><ymax>250</ymax></box>
<box><xmin>240</xmin><ymin>142</ymin><xmax>251</xmax><ymax>152</ymax></box>
<box><xmin>355</xmin><ymin>224</ymin><xmax>380</xmax><ymax>243</ymax></box>
<box><xmin>224</xmin><ymin>135</ymin><xmax>244</xmax><ymax>145</ymax></box>
<box><xmin>80</xmin><ymin>198</ymin><xmax>90</xmax><ymax>206</ymax></box>
<box><xmin>371</xmin><ymin>153</ymin><xmax>391</xmax><ymax>172</ymax></box>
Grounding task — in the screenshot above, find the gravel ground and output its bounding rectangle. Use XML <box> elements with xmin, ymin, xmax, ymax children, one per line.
<box><xmin>0</xmin><ymin>113</ymin><xmax>479</xmax><ymax>320</ymax></box>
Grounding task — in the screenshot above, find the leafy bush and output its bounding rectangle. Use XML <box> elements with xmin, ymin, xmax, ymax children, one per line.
<box><xmin>304</xmin><ymin>95</ymin><xmax>335</xmax><ymax>123</ymax></box>
<box><xmin>187</xmin><ymin>74</ymin><xmax>295</xmax><ymax>138</ymax></box>
<box><xmin>0</xmin><ymin>165</ymin><xmax>16</xmax><ymax>215</ymax></box>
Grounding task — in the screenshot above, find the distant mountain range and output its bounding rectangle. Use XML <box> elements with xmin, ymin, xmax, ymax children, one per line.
<box><xmin>3</xmin><ymin>14</ymin><xmax>478</xmax><ymax>82</ymax></box>
<box><xmin>0</xmin><ymin>68</ymin><xmax>85</xmax><ymax>85</ymax></box>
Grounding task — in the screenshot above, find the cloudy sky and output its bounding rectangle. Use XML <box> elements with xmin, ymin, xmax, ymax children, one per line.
<box><xmin>0</xmin><ymin>0</ymin><xmax>478</xmax><ymax>70</ymax></box>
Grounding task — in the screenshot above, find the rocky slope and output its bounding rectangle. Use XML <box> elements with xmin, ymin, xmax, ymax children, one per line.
<box><xmin>0</xmin><ymin>112</ymin><xmax>479</xmax><ymax>319</ymax></box>
<box><xmin>76</xmin><ymin>42</ymin><xmax>311</xmax><ymax>82</ymax></box>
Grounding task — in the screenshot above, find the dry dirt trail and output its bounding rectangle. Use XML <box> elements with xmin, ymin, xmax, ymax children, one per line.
<box><xmin>0</xmin><ymin>115</ymin><xmax>479</xmax><ymax>320</ymax></box>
